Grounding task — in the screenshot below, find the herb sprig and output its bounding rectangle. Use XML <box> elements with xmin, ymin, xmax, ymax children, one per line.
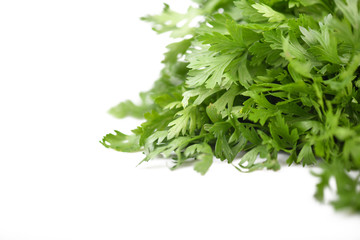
<box><xmin>101</xmin><ymin>0</ymin><xmax>360</xmax><ymax>212</ymax></box>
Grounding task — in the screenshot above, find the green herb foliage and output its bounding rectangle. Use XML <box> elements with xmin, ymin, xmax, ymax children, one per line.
<box><xmin>101</xmin><ymin>0</ymin><xmax>360</xmax><ymax>212</ymax></box>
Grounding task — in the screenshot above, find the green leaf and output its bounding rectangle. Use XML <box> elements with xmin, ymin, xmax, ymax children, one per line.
<box><xmin>297</xmin><ymin>143</ymin><xmax>317</xmax><ymax>166</ymax></box>
<box><xmin>168</xmin><ymin>106</ymin><xmax>202</xmax><ymax>139</ymax></box>
<box><xmin>163</xmin><ymin>39</ymin><xmax>192</xmax><ymax>64</ymax></box>
<box><xmin>109</xmin><ymin>100</ymin><xmax>150</xmax><ymax>119</ymax></box>
<box><xmin>101</xmin><ymin>131</ymin><xmax>141</xmax><ymax>152</ymax></box>
<box><xmin>209</xmin><ymin>122</ymin><xmax>235</xmax><ymax>160</ymax></box>
<box><xmin>238</xmin><ymin>145</ymin><xmax>267</xmax><ymax>169</ymax></box>
<box><xmin>185</xmin><ymin>143</ymin><xmax>214</xmax><ymax>175</ymax></box>
<box><xmin>198</xmin><ymin>19</ymin><xmax>246</xmax><ymax>54</ymax></box>
<box><xmin>251</xmin><ymin>3</ymin><xmax>286</xmax><ymax>23</ymax></box>
<box><xmin>141</xmin><ymin>4</ymin><xmax>201</xmax><ymax>38</ymax></box>
<box><xmin>206</xmin><ymin>103</ymin><xmax>223</xmax><ymax>123</ymax></box>
<box><xmin>186</xmin><ymin>43</ymin><xmax>238</xmax><ymax>88</ymax></box>
<box><xmin>234</xmin><ymin>0</ymin><xmax>268</xmax><ymax>22</ymax></box>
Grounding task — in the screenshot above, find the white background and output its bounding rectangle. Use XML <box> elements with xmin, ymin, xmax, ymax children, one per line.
<box><xmin>1</xmin><ymin>1</ymin><xmax>360</xmax><ymax>239</ymax></box>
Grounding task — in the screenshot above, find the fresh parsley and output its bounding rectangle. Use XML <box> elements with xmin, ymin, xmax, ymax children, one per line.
<box><xmin>101</xmin><ymin>0</ymin><xmax>360</xmax><ymax>213</ymax></box>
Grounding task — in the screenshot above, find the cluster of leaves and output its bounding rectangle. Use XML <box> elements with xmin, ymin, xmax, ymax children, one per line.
<box><xmin>101</xmin><ymin>0</ymin><xmax>360</xmax><ymax>212</ymax></box>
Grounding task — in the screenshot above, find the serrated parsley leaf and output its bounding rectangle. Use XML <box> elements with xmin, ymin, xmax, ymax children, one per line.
<box><xmin>251</xmin><ymin>3</ymin><xmax>286</xmax><ymax>22</ymax></box>
<box><xmin>101</xmin><ymin>131</ymin><xmax>141</xmax><ymax>152</ymax></box>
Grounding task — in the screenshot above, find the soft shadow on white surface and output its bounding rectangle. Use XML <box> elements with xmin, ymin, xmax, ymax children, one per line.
<box><xmin>0</xmin><ymin>0</ymin><xmax>360</xmax><ymax>240</ymax></box>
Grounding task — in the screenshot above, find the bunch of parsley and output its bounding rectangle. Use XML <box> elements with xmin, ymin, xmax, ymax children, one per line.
<box><xmin>101</xmin><ymin>0</ymin><xmax>360</xmax><ymax>212</ymax></box>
